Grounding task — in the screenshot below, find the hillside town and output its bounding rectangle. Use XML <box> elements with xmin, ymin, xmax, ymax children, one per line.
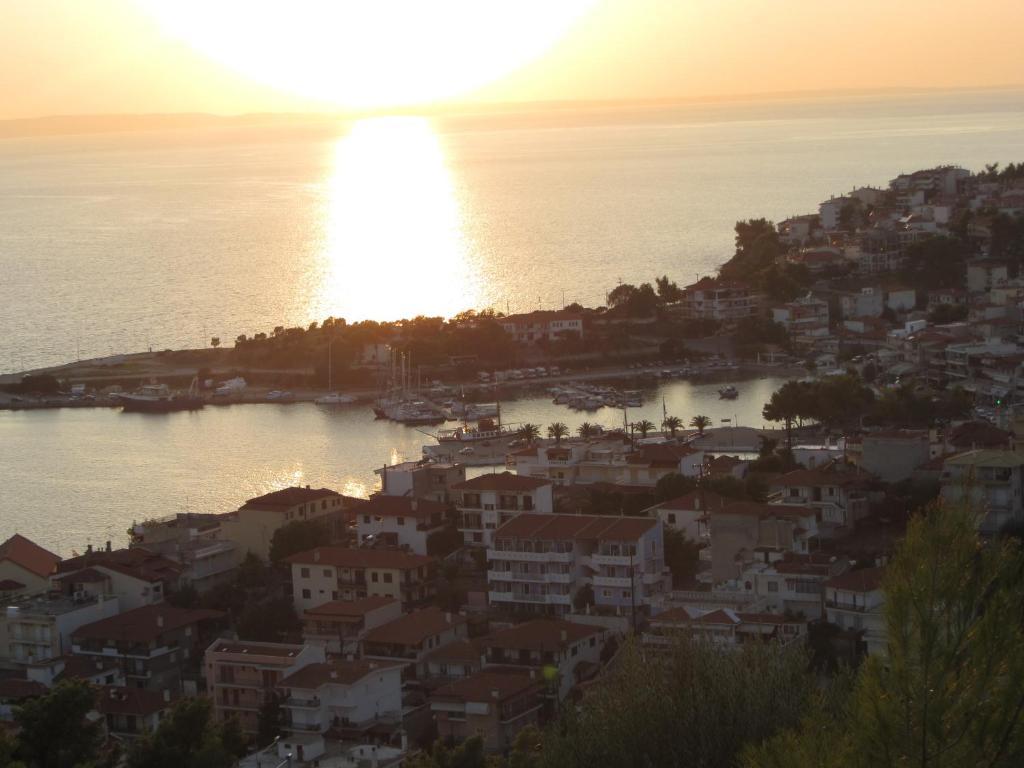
<box><xmin>3</xmin><ymin>161</ymin><xmax>1024</xmax><ymax>766</ymax></box>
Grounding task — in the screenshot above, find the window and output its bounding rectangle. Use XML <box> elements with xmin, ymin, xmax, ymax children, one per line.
<box><xmin>323</xmin><ymin>569</ymin><xmax>332</xmax><ymax>577</ymax></box>
<box><xmin>300</xmin><ymin>567</ymin><xmax>310</xmax><ymax>578</ymax></box>
<box><xmin>397</xmin><ymin>516</ymin><xmax>405</xmax><ymax>526</ymax></box>
<box><xmin>363</xmin><ymin>515</ymin><xmax>371</xmax><ymax>524</ymax></box>
<box><xmin>322</xmin><ymin>500</ymin><xmax>327</xmax><ymax>510</ymax></box>
<box><xmin>603</xmin><ymin>590</ymin><xmax>612</xmax><ymax>598</ymax></box>
<box><xmin>302</xmin><ymin>589</ymin><xmax>311</xmax><ymax>599</ymax></box>
<box><xmin>383</xmin><ymin>572</ymin><xmax>393</xmax><ymax>583</ymax></box>
<box><xmin>371</xmin><ymin>572</ymin><xmax>379</xmax><ymax>583</ymax></box>
<box><xmin>667</xmin><ymin>513</ymin><xmax>676</xmax><ymax>525</ymax></box>
<box><xmin>767</xmin><ymin>582</ymin><xmax>778</xmax><ymax>592</ymax></box>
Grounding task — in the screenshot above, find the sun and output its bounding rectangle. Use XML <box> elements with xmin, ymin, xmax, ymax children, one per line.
<box><xmin>137</xmin><ymin>0</ymin><xmax>597</xmax><ymax>108</ymax></box>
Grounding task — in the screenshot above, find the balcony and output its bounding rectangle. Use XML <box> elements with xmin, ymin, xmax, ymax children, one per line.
<box><xmin>592</xmin><ymin>575</ymin><xmax>632</xmax><ymax>588</ymax></box>
<box><xmin>287</xmin><ymin>721</ymin><xmax>326</xmax><ymax>734</ymax></box>
<box><xmin>285</xmin><ymin>697</ymin><xmax>321</xmax><ymax>709</ymax></box>
<box><xmin>489</xmin><ymin>550</ymin><xmax>572</xmax><ymax>563</ymax></box>
<box><xmin>590</xmin><ymin>553</ymin><xmax>633</xmax><ymax>567</ymax></box>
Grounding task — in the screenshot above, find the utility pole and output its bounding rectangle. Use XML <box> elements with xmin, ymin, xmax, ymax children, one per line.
<box><xmin>629</xmin><ymin>545</ymin><xmax>638</xmax><ymax>636</ymax></box>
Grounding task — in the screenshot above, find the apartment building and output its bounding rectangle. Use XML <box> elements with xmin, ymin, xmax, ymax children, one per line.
<box><xmin>287</xmin><ymin>547</ymin><xmax>437</xmax><ymax>613</ymax></box>
<box><xmin>648</xmin><ymin>489</ymin><xmax>727</xmax><ymax>544</ymax></box>
<box><xmin>96</xmin><ymin>687</ymin><xmax>172</xmax><ymax>740</ymax></box>
<box><xmin>355</xmin><ymin>496</ymin><xmax>448</xmax><ymax>555</ymax></box>
<box><xmin>54</xmin><ymin>546</ymin><xmax>184</xmax><ymax>611</ymax></box>
<box><xmin>825</xmin><ymin>567</ymin><xmax>887</xmax><ymax>658</ymax></box>
<box><xmin>422</xmin><ymin>639</ymin><xmax>483</xmax><ymax>683</ymax></box>
<box><xmin>940</xmin><ymin>450</ymin><xmax>1024</xmax><ymax>533</ymax></box>
<box><xmin>128</xmin><ymin>513</ymin><xmax>239</xmax><ymax>592</ymax></box>
<box><xmin>205</xmin><ymin>640</ymin><xmax>325</xmax><ymax>735</ymax></box>
<box><xmin>708</xmin><ymin>501</ymin><xmax>820</xmax><ymax>586</ymax></box>
<box><xmin>487</xmin><ymin>514</ymin><xmax>670</xmax><ymax>617</ymax></box>
<box><xmin>771</xmin><ymin>295</ymin><xmax>830</xmax><ymax>341</ymax></box>
<box><xmin>72</xmin><ymin>604</ymin><xmax>223</xmax><ymax>693</ymax></box>
<box><xmin>375</xmin><ymin>460</ymin><xmax>466</xmax><ymax>503</ymax></box>
<box><xmin>453</xmin><ymin>473</ymin><xmax>554</xmax><ymax>547</ymax></box>
<box><xmin>0</xmin><ymin>592</ymin><xmax>120</xmax><ymax>666</ymax></box>
<box><xmin>772</xmin><ymin>464</ymin><xmax>871</xmax><ymax>530</ymax></box>
<box><xmin>300</xmin><ymin>596</ymin><xmax>402</xmax><ymax>655</ymax></box>
<box><xmin>361</xmin><ymin>607</ymin><xmax>468</xmax><ymax>679</ymax></box>
<box><xmin>499</xmin><ymin>311</ymin><xmax>585</xmax><ymax>344</ymax></box>
<box><xmin>432</xmin><ymin>671</ymin><xmax>543</xmax><ymax>752</ymax></box>
<box><xmin>860</xmin><ymin>430</ymin><xmax>931</xmax><ymax>482</ymax></box>
<box><xmin>677</xmin><ymin>278</ymin><xmax>763</xmax><ymax>323</ymax></box>
<box><xmin>277</xmin><ymin>659</ymin><xmax>404</xmax><ymax>763</ymax></box>
<box><xmin>736</xmin><ymin>552</ymin><xmax>848</xmax><ymax>619</ymax></box>
<box><xmin>0</xmin><ymin>535</ymin><xmax>60</xmax><ymax>597</ymax></box>
<box><xmin>643</xmin><ymin>607</ymin><xmax>806</xmax><ymax>649</ymax></box>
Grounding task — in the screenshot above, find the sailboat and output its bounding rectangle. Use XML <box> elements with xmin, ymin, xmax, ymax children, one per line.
<box><xmin>315</xmin><ymin>341</ymin><xmax>356</xmax><ymax>405</ymax></box>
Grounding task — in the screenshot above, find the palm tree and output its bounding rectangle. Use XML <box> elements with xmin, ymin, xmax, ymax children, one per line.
<box><xmin>690</xmin><ymin>415</ymin><xmax>711</xmax><ymax>436</ymax></box>
<box><xmin>547</xmin><ymin>422</ymin><xmax>569</xmax><ymax>444</ymax></box>
<box><xmin>635</xmin><ymin>419</ymin><xmax>655</xmax><ymax>438</ymax></box>
<box><xmin>518</xmin><ymin>423</ymin><xmax>541</xmax><ymax>443</ymax></box>
<box><xmin>662</xmin><ymin>415</ymin><xmax>682</xmax><ymax>437</ymax></box>
<box><xmin>578</xmin><ymin>422</ymin><xmax>597</xmax><ymax>439</ymax></box>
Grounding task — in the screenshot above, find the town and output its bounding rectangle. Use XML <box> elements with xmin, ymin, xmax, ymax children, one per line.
<box><xmin>3</xmin><ymin>159</ymin><xmax>1024</xmax><ymax>767</ymax></box>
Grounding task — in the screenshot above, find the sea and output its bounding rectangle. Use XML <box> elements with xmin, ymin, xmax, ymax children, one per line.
<box><xmin>2</xmin><ymin>89</ymin><xmax>1024</xmax><ymax>553</ymax></box>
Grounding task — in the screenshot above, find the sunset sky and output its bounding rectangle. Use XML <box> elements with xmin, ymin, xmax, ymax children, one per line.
<box><xmin>3</xmin><ymin>0</ymin><xmax>1023</xmax><ymax>120</ymax></box>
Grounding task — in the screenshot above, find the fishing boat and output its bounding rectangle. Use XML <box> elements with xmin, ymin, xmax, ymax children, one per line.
<box><xmin>120</xmin><ymin>380</ymin><xmax>203</xmax><ymax>413</ymax></box>
<box><xmin>718</xmin><ymin>385</ymin><xmax>739</xmax><ymax>400</ymax></box>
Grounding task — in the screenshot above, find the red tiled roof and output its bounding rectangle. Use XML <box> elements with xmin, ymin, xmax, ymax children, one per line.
<box><xmin>0</xmin><ymin>678</ymin><xmax>47</xmax><ymax>700</ymax></box>
<box><xmin>208</xmin><ymin>640</ymin><xmax>306</xmax><ymax>660</ymax></box>
<box><xmin>72</xmin><ymin>604</ymin><xmax>223</xmax><ymax>644</ymax></box>
<box><xmin>432</xmin><ymin>671</ymin><xmax>540</xmax><ymax>704</ymax></box>
<box><xmin>717</xmin><ymin>501</ymin><xmax>814</xmax><ymax>520</ymax></box>
<box><xmin>242</xmin><ymin>486</ymin><xmax>341</xmax><ymax>511</ymax></box>
<box><xmin>775</xmin><ymin>465</ymin><xmax>870</xmax><ymax>489</ymax></box>
<box><xmin>96</xmin><ymin>686</ymin><xmax>170</xmax><ymax>717</ymax></box>
<box><xmin>286</xmin><ymin>547</ymin><xmax>433</xmax><ymax>571</ymax></box>
<box><xmin>826</xmin><ymin>566</ymin><xmax>885</xmax><ymax>592</ymax></box>
<box><xmin>280</xmin><ymin>659</ymin><xmax>400</xmax><ymax>689</ymax></box>
<box><xmin>0</xmin><ymin>534</ymin><xmax>60</xmax><ymax>578</ymax></box>
<box><xmin>494</xmin><ymin>513</ymin><xmax>656</xmax><ymax>542</ymax></box>
<box><xmin>361</xmin><ymin>496</ymin><xmax>447</xmax><ymax>520</ymax></box>
<box><xmin>627</xmin><ymin>443</ymin><xmax>701</xmax><ymax>468</ymax></box>
<box><xmin>658</xmin><ymin>490</ymin><xmax>728</xmax><ymax>513</ymax></box>
<box><xmin>56</xmin><ymin>548</ymin><xmax>183</xmax><ymax>584</ymax></box>
<box><xmin>452</xmin><ymin>472</ymin><xmax>551</xmax><ymax>492</ymax></box>
<box><xmin>304</xmin><ymin>596</ymin><xmax>399</xmax><ymax>620</ymax></box>
<box><xmin>485</xmin><ymin>619</ymin><xmax>601</xmax><ymax>653</ymax></box>
<box><xmin>364</xmin><ymin>607</ymin><xmax>465</xmax><ymax>647</ymax></box>
<box><xmin>948</xmin><ymin>421</ymin><xmax>1012</xmax><ymax>449</ymax></box>
<box><xmin>424</xmin><ymin>638</ymin><xmax>482</xmax><ymax>665</ymax></box>
<box><xmin>53</xmin><ymin>654</ymin><xmax>120</xmax><ymax>682</ymax></box>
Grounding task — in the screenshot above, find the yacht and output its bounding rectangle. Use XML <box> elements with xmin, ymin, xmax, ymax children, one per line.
<box><xmin>718</xmin><ymin>385</ymin><xmax>739</xmax><ymax>400</ymax></box>
<box><xmin>119</xmin><ymin>382</ymin><xmax>203</xmax><ymax>413</ymax></box>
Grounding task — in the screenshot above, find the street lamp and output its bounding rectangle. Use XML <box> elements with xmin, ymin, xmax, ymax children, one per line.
<box><xmin>255</xmin><ymin>736</ymin><xmax>280</xmax><ymax>768</ymax></box>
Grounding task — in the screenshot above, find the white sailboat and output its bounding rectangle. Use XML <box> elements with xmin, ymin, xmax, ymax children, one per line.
<box><xmin>315</xmin><ymin>341</ymin><xmax>356</xmax><ymax>405</ymax></box>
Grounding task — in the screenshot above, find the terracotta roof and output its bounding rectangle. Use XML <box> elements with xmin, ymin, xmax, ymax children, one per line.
<box><xmin>242</xmin><ymin>486</ymin><xmax>341</xmax><ymax>511</ymax></box>
<box><xmin>208</xmin><ymin>640</ymin><xmax>307</xmax><ymax>660</ymax></box>
<box><xmin>485</xmin><ymin>619</ymin><xmax>601</xmax><ymax>653</ymax></box>
<box><xmin>364</xmin><ymin>607</ymin><xmax>465</xmax><ymax>647</ymax></box>
<box><xmin>53</xmin><ymin>654</ymin><xmax>120</xmax><ymax>682</ymax></box>
<box><xmin>775</xmin><ymin>465</ymin><xmax>870</xmax><ymax>489</ymax></box>
<box><xmin>494</xmin><ymin>513</ymin><xmax>656</xmax><ymax>542</ymax></box>
<box><xmin>72</xmin><ymin>604</ymin><xmax>223</xmax><ymax>644</ymax></box>
<box><xmin>56</xmin><ymin>548</ymin><xmax>183</xmax><ymax>584</ymax></box>
<box><xmin>0</xmin><ymin>579</ymin><xmax>25</xmax><ymax>591</ymax></box>
<box><xmin>627</xmin><ymin>443</ymin><xmax>701</xmax><ymax>468</ymax></box>
<box><xmin>948</xmin><ymin>421</ymin><xmax>1012</xmax><ymax>449</ymax></box>
<box><xmin>650</xmin><ymin>606</ymin><xmax>739</xmax><ymax>626</ymax></box>
<box><xmin>360</xmin><ymin>496</ymin><xmax>447</xmax><ymax>520</ymax></box>
<box><xmin>717</xmin><ymin>501</ymin><xmax>814</xmax><ymax>520</ymax></box>
<box><xmin>96</xmin><ymin>686</ymin><xmax>170</xmax><ymax>717</ymax></box>
<box><xmin>657</xmin><ymin>490</ymin><xmax>728</xmax><ymax>513</ymax></box>
<box><xmin>280</xmin><ymin>659</ymin><xmax>400</xmax><ymax>689</ymax></box>
<box><xmin>57</xmin><ymin>568</ymin><xmax>109</xmax><ymax>584</ymax></box>
<box><xmin>432</xmin><ymin>671</ymin><xmax>540</xmax><ymax>704</ymax></box>
<box><xmin>0</xmin><ymin>677</ymin><xmax>47</xmax><ymax>700</ymax></box>
<box><xmin>453</xmin><ymin>472</ymin><xmax>551</xmax><ymax>492</ymax></box>
<box><xmin>304</xmin><ymin>596</ymin><xmax>399</xmax><ymax>620</ymax></box>
<box><xmin>0</xmin><ymin>534</ymin><xmax>60</xmax><ymax>578</ymax></box>
<box><xmin>286</xmin><ymin>547</ymin><xmax>433</xmax><ymax>571</ymax></box>
<box><xmin>826</xmin><ymin>566</ymin><xmax>885</xmax><ymax>592</ymax></box>
<box><xmin>424</xmin><ymin>638</ymin><xmax>482</xmax><ymax>665</ymax></box>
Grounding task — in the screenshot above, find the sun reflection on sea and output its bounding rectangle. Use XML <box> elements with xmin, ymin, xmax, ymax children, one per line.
<box><xmin>310</xmin><ymin>117</ymin><xmax>481</xmax><ymax>322</ymax></box>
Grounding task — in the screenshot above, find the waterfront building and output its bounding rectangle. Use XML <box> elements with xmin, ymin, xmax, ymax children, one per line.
<box><xmin>499</xmin><ymin>310</ymin><xmax>585</xmax><ymax>344</ymax></box>
<box><xmin>300</xmin><ymin>596</ymin><xmax>402</xmax><ymax>655</ymax></box>
<box><xmin>361</xmin><ymin>607</ymin><xmax>468</xmax><ymax>680</ymax></box>
<box><xmin>487</xmin><ymin>513</ymin><xmax>670</xmax><ymax>617</ymax></box>
<box><xmin>355</xmin><ymin>496</ymin><xmax>448</xmax><ymax>556</ymax></box>
<box><xmin>205</xmin><ymin>639</ymin><xmax>325</xmax><ymax>736</ymax></box>
<box><xmin>54</xmin><ymin>546</ymin><xmax>184</xmax><ymax>611</ymax></box>
<box><xmin>676</xmin><ymin>277</ymin><xmax>763</xmax><ymax>324</ymax></box>
<box><xmin>940</xmin><ymin>450</ymin><xmax>1024</xmax><ymax>533</ymax></box>
<box><xmin>452</xmin><ymin>472</ymin><xmax>554</xmax><ymax>547</ymax></box>
<box><xmin>0</xmin><ymin>534</ymin><xmax>60</xmax><ymax>598</ymax></box>
<box><xmin>287</xmin><ymin>547</ymin><xmax>437</xmax><ymax>613</ymax></box>
<box><xmin>824</xmin><ymin>567</ymin><xmax>887</xmax><ymax>658</ymax></box>
<box><xmin>375</xmin><ymin>460</ymin><xmax>466</xmax><ymax>503</ymax></box>
<box><xmin>431</xmin><ymin>671</ymin><xmax>543</xmax><ymax>752</ymax></box>
<box><xmin>0</xmin><ymin>591</ymin><xmax>120</xmax><ymax>667</ymax></box>
<box><xmin>771</xmin><ymin>463</ymin><xmax>872</xmax><ymax>530</ymax></box>
<box><xmin>128</xmin><ymin>513</ymin><xmax>239</xmax><ymax>593</ymax></box>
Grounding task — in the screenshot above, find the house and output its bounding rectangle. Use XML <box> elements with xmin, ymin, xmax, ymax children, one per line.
<box><xmin>355</xmin><ymin>496</ymin><xmax>448</xmax><ymax>556</ymax></box>
<box><xmin>643</xmin><ymin>607</ymin><xmax>806</xmax><ymax>649</ymax></box>
<box><xmin>785</xmin><ymin>248</ymin><xmax>846</xmax><ymax>274</ymax></box>
<box><xmin>966</xmin><ymin>260</ymin><xmax>1008</xmax><ymax>293</ymax></box>
<box><xmin>886</xmin><ymin>287</ymin><xmax>917</xmax><ymax>313</ymax></box>
<box><xmin>0</xmin><ymin>677</ymin><xmax>47</xmax><ymax>721</ymax></box>
<box><xmin>488</xmin><ymin>513</ymin><xmax>671</xmax><ymax>617</ymax></box>
<box><xmin>432</xmin><ymin>671</ymin><xmax>543</xmax><ymax>752</ymax></box>
<box><xmin>96</xmin><ymin>686</ymin><xmax>172</xmax><ymax>740</ymax></box>
<box><xmin>0</xmin><ymin>535</ymin><xmax>60</xmax><ymax>597</ymax></box>
<box><xmin>771</xmin><ymin>295</ymin><xmax>830</xmax><ymax>339</ymax></box>
<box><xmin>128</xmin><ymin>513</ymin><xmax>239</xmax><ymax>593</ymax></box>
<box><xmin>737</xmin><ymin>552</ymin><xmax>848</xmax><ymax>619</ymax></box>
<box><xmin>647</xmin><ymin>489</ymin><xmax>727</xmax><ymax>543</ymax></box>
<box><xmin>422</xmin><ymin>639</ymin><xmax>484</xmax><ymax>684</ymax></box>
<box><xmin>576</xmin><ymin>443</ymin><xmax>704</xmax><ymax>487</ymax></box>
<box><xmin>704</xmin><ymin>455</ymin><xmax>749</xmax><ymax>481</ymax></box>
<box><xmin>940</xmin><ymin>450</ymin><xmax>1024</xmax><ymax>533</ymax></box>
<box><xmin>375</xmin><ymin>461</ymin><xmax>467</xmax><ymax>504</ymax></box>
<box><xmin>220</xmin><ymin>486</ymin><xmax>353</xmax><ymax>561</ymax></box>
<box><xmin>772</xmin><ymin>463</ymin><xmax>872</xmax><ymax>529</ymax></box>
<box><xmin>507</xmin><ymin>436</ymin><xmax>628</xmax><ymax>486</ymax></box>
<box><xmin>24</xmin><ymin>653</ymin><xmax>125</xmax><ymax>689</ymax></box>
<box><xmin>481</xmin><ymin>619</ymin><xmax>606</xmax><ymax>700</ymax></box>
<box><xmin>707</xmin><ymin>502</ymin><xmax>820</xmax><ymax>586</ymax></box>
<box><xmin>205</xmin><ymin>640</ymin><xmax>325</xmax><ymax>736</ymax></box>
<box><xmin>825</xmin><ymin>567</ymin><xmax>887</xmax><ymax>658</ymax></box>
<box><xmin>677</xmin><ymin>278</ymin><xmax>763</xmax><ymax>324</ymax></box>
<box><xmin>300</xmin><ymin>596</ymin><xmax>402</xmax><ymax>655</ymax></box>
<box><xmin>277</xmin><ymin>659</ymin><xmax>404</xmax><ymax>763</ymax></box>
<box><xmin>287</xmin><ymin>547</ymin><xmax>437</xmax><ymax>613</ymax></box>
<box><xmin>453</xmin><ymin>473</ymin><xmax>554</xmax><ymax>547</ymax></box>
<box><xmin>0</xmin><ymin>591</ymin><xmax>120</xmax><ymax>666</ymax></box>
<box><xmin>500</xmin><ymin>311</ymin><xmax>584</xmax><ymax>344</ymax></box>
<box><xmin>777</xmin><ymin>214</ymin><xmax>821</xmax><ymax>245</ymax></box>
<box><xmin>860</xmin><ymin>430</ymin><xmax>931</xmax><ymax>482</ymax></box>
<box><xmin>361</xmin><ymin>607</ymin><xmax>468</xmax><ymax>679</ymax></box>
<box><xmin>819</xmin><ymin>196</ymin><xmax>854</xmax><ymax>231</ymax></box>
<box><xmin>839</xmin><ymin>287</ymin><xmax>884</xmax><ymax>319</ymax></box>
<box><xmin>71</xmin><ymin>604</ymin><xmax>223</xmax><ymax>693</ymax></box>
<box><xmin>54</xmin><ymin>547</ymin><xmax>184</xmax><ymax>611</ymax></box>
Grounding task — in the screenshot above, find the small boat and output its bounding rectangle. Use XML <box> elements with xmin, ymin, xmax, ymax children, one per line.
<box><xmin>315</xmin><ymin>392</ymin><xmax>356</xmax><ymax>405</ymax></box>
<box><xmin>718</xmin><ymin>385</ymin><xmax>739</xmax><ymax>400</ymax></box>
<box><xmin>120</xmin><ymin>382</ymin><xmax>203</xmax><ymax>413</ymax></box>
<box><xmin>266</xmin><ymin>390</ymin><xmax>294</xmax><ymax>402</ymax></box>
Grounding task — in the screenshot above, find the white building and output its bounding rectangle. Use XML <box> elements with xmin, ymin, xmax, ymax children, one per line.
<box><xmin>361</xmin><ymin>607</ymin><xmax>468</xmax><ymax>679</ymax></box>
<box><xmin>0</xmin><ymin>592</ymin><xmax>120</xmax><ymax>666</ymax></box>
<box><xmin>500</xmin><ymin>311</ymin><xmax>584</xmax><ymax>344</ymax></box>
<box><xmin>825</xmin><ymin>567</ymin><xmax>886</xmax><ymax>658</ymax></box>
<box><xmin>374</xmin><ymin>461</ymin><xmax>466</xmax><ymax>504</ymax></box>
<box><xmin>301</xmin><ymin>596</ymin><xmax>403</xmax><ymax>655</ymax></box>
<box><xmin>453</xmin><ymin>472</ymin><xmax>554</xmax><ymax>547</ymax></box>
<box><xmin>940</xmin><ymin>450</ymin><xmax>1024</xmax><ymax>534</ymax></box>
<box><xmin>355</xmin><ymin>496</ymin><xmax>448</xmax><ymax>556</ymax></box>
<box><xmin>0</xmin><ymin>535</ymin><xmax>60</xmax><ymax>598</ymax></box>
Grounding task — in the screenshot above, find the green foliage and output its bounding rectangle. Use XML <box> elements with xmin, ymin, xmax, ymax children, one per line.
<box><xmin>606</xmin><ymin>283</ymin><xmax>659</xmax><ymax>317</ymax></box>
<box><xmin>237</xmin><ymin>596</ymin><xmax>300</xmax><ymax>643</ymax></box>
<box><xmin>577</xmin><ymin>422</ymin><xmax>597</xmax><ymax>439</ymax></box>
<box><xmin>899</xmin><ymin>235</ymin><xmax>971</xmax><ymax>290</ymax></box>
<box><xmin>126</xmin><ymin>698</ymin><xmax>235</xmax><ymax>768</ymax></box>
<box><xmin>404</xmin><ymin>736</ymin><xmax>502</xmax><ymax>768</ymax></box>
<box><xmin>661</xmin><ymin>415</ymin><xmax>682</xmax><ymax>436</ymax></box>
<box><xmin>655</xmin><ymin>275</ymin><xmax>682</xmax><ymax>303</ymax></box>
<box><xmin>720</xmin><ymin>219</ymin><xmax>786</xmax><ymax>284</ymax></box>
<box><xmin>654</xmin><ymin>472</ymin><xmax>697</xmax><ymax>502</ymax></box>
<box><xmin>427</xmin><ymin>525</ymin><xmax>464</xmax><ymax>558</ymax></box>
<box><xmin>256</xmin><ymin>696</ymin><xmax>285</xmax><ymax>749</ymax></box>
<box><xmin>14</xmin><ymin>679</ymin><xmax>103</xmax><ymax>768</ymax></box>
<box><xmin>736</xmin><ymin>316</ymin><xmax>790</xmax><ymax>349</ymax></box>
<box><xmin>927</xmin><ymin>302</ymin><xmax>968</xmax><ymax>324</ymax></box>
<box><xmin>518</xmin><ymin>423</ymin><xmax>541</xmax><ymax>443</ymax></box>
<box><xmin>633</xmin><ymin>419</ymin><xmax>655</xmax><ymax>437</ymax></box>
<box><xmin>663</xmin><ymin>527</ymin><xmax>701</xmax><ymax>586</ymax></box>
<box><xmin>268</xmin><ymin>518</ymin><xmax>328</xmax><ymax>563</ymax></box>
<box><xmin>867</xmin><ymin>384</ymin><xmax>972</xmax><ymax>428</ymax></box>
<box><xmin>763</xmin><ymin>376</ymin><xmax>875</xmax><ymax>445</ymax></box>
<box><xmin>689</xmin><ymin>414</ymin><xmax>711</xmax><ymax>435</ymax></box>
<box><xmin>546</xmin><ymin>422</ymin><xmax>568</xmax><ymax>443</ymax></box>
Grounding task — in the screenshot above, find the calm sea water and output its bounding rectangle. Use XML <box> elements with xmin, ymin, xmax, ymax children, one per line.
<box><xmin>0</xmin><ymin>376</ymin><xmax>787</xmax><ymax>555</ymax></box>
<box><xmin>2</xmin><ymin>91</ymin><xmax>1024</xmax><ymax>372</ymax></box>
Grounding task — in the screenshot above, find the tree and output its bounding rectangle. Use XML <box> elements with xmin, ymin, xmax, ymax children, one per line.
<box><xmin>404</xmin><ymin>736</ymin><xmax>500</xmax><ymax>768</ymax></box>
<box><xmin>256</xmin><ymin>695</ymin><xmax>285</xmax><ymax>749</ymax></box>
<box><xmin>210</xmin><ymin>337</ymin><xmax>221</xmax><ymax>349</ymax></box>
<box><xmin>655</xmin><ymin>275</ymin><xmax>682</xmax><ymax>303</ymax></box>
<box><xmin>577</xmin><ymin>422</ymin><xmax>597</xmax><ymax>439</ymax></box>
<box><xmin>634</xmin><ymin>419</ymin><xmax>655</xmax><ymax>438</ymax></box>
<box><xmin>14</xmin><ymin>679</ymin><xmax>103</xmax><ymax>768</ymax></box>
<box><xmin>662</xmin><ymin>415</ymin><xmax>682</xmax><ymax>437</ymax></box>
<box><xmin>663</xmin><ymin>528</ymin><xmax>701</xmax><ymax>586</ymax></box>
<box><xmin>237</xmin><ymin>596</ymin><xmax>300</xmax><ymax>643</ymax></box>
<box><xmin>547</xmin><ymin>422</ymin><xmax>569</xmax><ymax>444</ymax></box>
<box><xmin>762</xmin><ymin>381</ymin><xmax>808</xmax><ymax>449</ymax></box>
<box><xmin>654</xmin><ymin>472</ymin><xmax>696</xmax><ymax>502</ymax></box>
<box><xmin>518</xmin><ymin>423</ymin><xmax>541</xmax><ymax>443</ymax></box>
<box><xmin>268</xmin><ymin>518</ymin><xmax>328</xmax><ymax>563</ymax></box>
<box><xmin>127</xmin><ymin>697</ymin><xmax>235</xmax><ymax>768</ymax></box>
<box><xmin>689</xmin><ymin>414</ymin><xmax>711</xmax><ymax>436</ymax></box>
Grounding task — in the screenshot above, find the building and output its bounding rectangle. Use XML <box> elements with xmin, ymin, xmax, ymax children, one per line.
<box><xmin>940</xmin><ymin>450</ymin><xmax>1024</xmax><ymax>533</ymax></box>
<box><xmin>361</xmin><ymin>607</ymin><xmax>468</xmax><ymax>679</ymax></box>
<box><xmin>500</xmin><ymin>311</ymin><xmax>585</xmax><ymax>344</ymax></box>
<box><xmin>422</xmin><ymin>639</ymin><xmax>484</xmax><ymax>684</ymax></box>
<box><xmin>819</xmin><ymin>196</ymin><xmax>854</xmax><ymax>231</ymax></box>
<box><xmin>287</xmin><ymin>547</ymin><xmax>437</xmax><ymax>613</ymax></box>
<box><xmin>576</xmin><ymin>443</ymin><xmax>704</xmax><ymax>487</ymax></box>
<box><xmin>355</xmin><ymin>496</ymin><xmax>448</xmax><ymax>556</ymax></box>
<box><xmin>771</xmin><ymin>295</ymin><xmax>830</xmax><ymax>340</ymax></box>
<box><xmin>487</xmin><ymin>514</ymin><xmax>670</xmax><ymax>617</ymax></box>
<box><xmin>507</xmin><ymin>437</ymin><xmax>628</xmax><ymax>486</ymax></box>
<box><xmin>677</xmin><ymin>278</ymin><xmax>763</xmax><ymax>323</ymax></box>
<box><xmin>277</xmin><ymin>659</ymin><xmax>404</xmax><ymax>763</ymax></box>
<box><xmin>482</xmin><ymin>619</ymin><xmax>605</xmax><ymax>700</ymax></box>
<box><xmin>71</xmin><ymin>604</ymin><xmax>223</xmax><ymax>693</ymax></box>
<box><xmin>839</xmin><ymin>287</ymin><xmax>885</xmax><ymax>319</ymax></box>
<box><xmin>643</xmin><ymin>607</ymin><xmax>806</xmax><ymax>649</ymax></box>
<box><xmin>128</xmin><ymin>513</ymin><xmax>239</xmax><ymax>593</ymax></box>
<box><xmin>220</xmin><ymin>486</ymin><xmax>351</xmax><ymax>561</ymax></box>
<box><xmin>773</xmin><ymin>464</ymin><xmax>871</xmax><ymax>530</ymax></box>
<box><xmin>0</xmin><ymin>591</ymin><xmax>120</xmax><ymax>666</ymax></box>
<box><xmin>96</xmin><ymin>686</ymin><xmax>172</xmax><ymax>740</ymax></box>
<box><xmin>300</xmin><ymin>596</ymin><xmax>402</xmax><ymax>655</ymax></box>
<box><xmin>375</xmin><ymin>461</ymin><xmax>466</xmax><ymax>503</ymax></box>
<box><xmin>966</xmin><ymin>260</ymin><xmax>1009</xmax><ymax>293</ymax></box>
<box><xmin>453</xmin><ymin>473</ymin><xmax>554</xmax><ymax>547</ymax></box>
<box><xmin>860</xmin><ymin>430</ymin><xmax>931</xmax><ymax>483</ymax></box>
<box><xmin>737</xmin><ymin>552</ymin><xmax>847</xmax><ymax>619</ymax></box>
<box><xmin>432</xmin><ymin>671</ymin><xmax>543</xmax><ymax>752</ymax></box>
<box><xmin>0</xmin><ymin>535</ymin><xmax>60</xmax><ymax>597</ymax></box>
<box><xmin>647</xmin><ymin>489</ymin><xmax>727</xmax><ymax>543</ymax></box>
<box><xmin>825</xmin><ymin>567</ymin><xmax>887</xmax><ymax>658</ymax></box>
<box><xmin>707</xmin><ymin>501</ymin><xmax>820</xmax><ymax>586</ymax></box>
<box><xmin>205</xmin><ymin>640</ymin><xmax>325</xmax><ymax>735</ymax></box>
<box><xmin>54</xmin><ymin>547</ymin><xmax>184</xmax><ymax>611</ymax></box>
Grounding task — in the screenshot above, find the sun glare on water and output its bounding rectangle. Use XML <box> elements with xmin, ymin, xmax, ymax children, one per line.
<box><xmin>138</xmin><ymin>0</ymin><xmax>597</xmax><ymax>108</ymax></box>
